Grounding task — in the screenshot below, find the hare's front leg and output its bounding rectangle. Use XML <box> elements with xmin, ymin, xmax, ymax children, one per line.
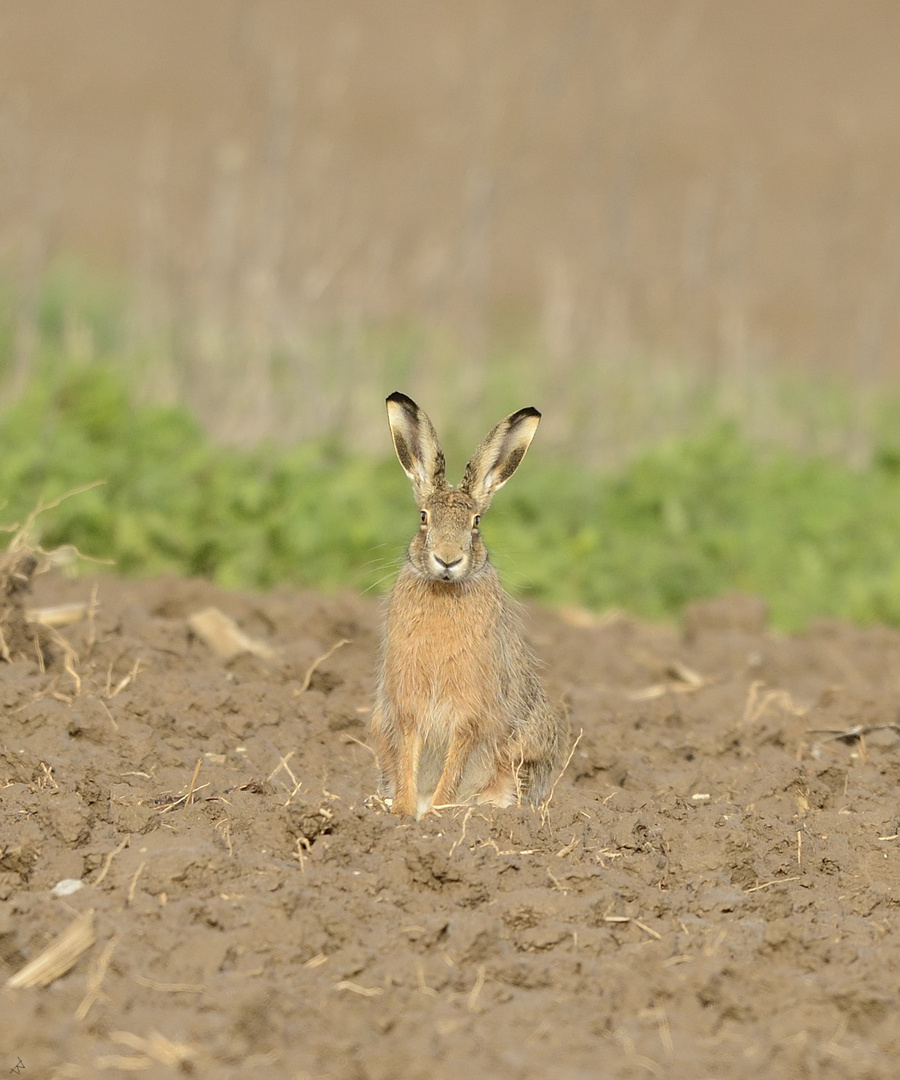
<box><xmin>430</xmin><ymin>727</ymin><xmax>477</xmax><ymax>811</ymax></box>
<box><xmin>391</xmin><ymin>724</ymin><xmax>421</xmax><ymax>817</ymax></box>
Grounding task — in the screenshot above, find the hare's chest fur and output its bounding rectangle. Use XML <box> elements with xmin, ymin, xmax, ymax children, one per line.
<box><xmin>381</xmin><ymin>567</ymin><xmax>505</xmax><ymax>725</ymax></box>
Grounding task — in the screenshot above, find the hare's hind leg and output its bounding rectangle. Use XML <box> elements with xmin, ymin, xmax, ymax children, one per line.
<box><xmin>510</xmin><ymin>704</ymin><xmax>564</xmax><ymax>807</ymax></box>
<box><xmin>521</xmin><ymin>757</ymin><xmax>554</xmax><ymax>807</ymax></box>
<box><xmin>368</xmin><ymin>704</ymin><xmax>393</xmax><ymax>798</ymax></box>
<box><xmin>475</xmin><ymin>768</ymin><xmax>517</xmax><ymax>807</ymax></box>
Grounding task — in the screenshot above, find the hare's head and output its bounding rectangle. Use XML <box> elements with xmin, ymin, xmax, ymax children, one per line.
<box><xmin>386</xmin><ymin>392</ymin><xmax>541</xmax><ymax>584</ymax></box>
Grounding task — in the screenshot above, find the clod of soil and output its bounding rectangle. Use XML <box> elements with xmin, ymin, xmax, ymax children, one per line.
<box><xmin>0</xmin><ymin>549</ymin><xmax>42</xmax><ymax>662</ymax></box>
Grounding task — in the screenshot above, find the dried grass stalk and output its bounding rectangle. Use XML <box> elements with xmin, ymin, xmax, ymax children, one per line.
<box><xmin>298</xmin><ymin>638</ymin><xmax>350</xmax><ymax>693</ymax></box>
<box><xmin>26</xmin><ymin>601</ymin><xmax>92</xmax><ymax>628</ymax></box>
<box><xmin>6</xmin><ymin>909</ymin><xmax>96</xmax><ymax>989</ymax></box>
<box><xmin>187</xmin><ymin>607</ymin><xmax>276</xmax><ymax>660</ymax></box>
<box><xmin>110</xmin><ymin>1030</ymin><xmax>199</xmax><ymax>1068</ymax></box>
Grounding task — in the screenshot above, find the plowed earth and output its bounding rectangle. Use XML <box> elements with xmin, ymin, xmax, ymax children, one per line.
<box><xmin>2</xmin><ymin>570</ymin><xmax>900</xmax><ymax>1079</ymax></box>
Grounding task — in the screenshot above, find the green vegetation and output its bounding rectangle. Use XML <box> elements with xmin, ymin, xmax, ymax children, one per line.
<box><xmin>5</xmin><ymin>361</ymin><xmax>900</xmax><ymax>631</ymax></box>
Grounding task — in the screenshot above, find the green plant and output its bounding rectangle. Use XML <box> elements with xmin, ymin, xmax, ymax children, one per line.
<box><xmin>6</xmin><ymin>365</ymin><xmax>900</xmax><ymax>631</ymax></box>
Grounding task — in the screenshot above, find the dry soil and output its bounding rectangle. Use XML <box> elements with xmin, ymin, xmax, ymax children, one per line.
<box><xmin>2</xmin><ymin>570</ymin><xmax>900</xmax><ymax>1078</ymax></box>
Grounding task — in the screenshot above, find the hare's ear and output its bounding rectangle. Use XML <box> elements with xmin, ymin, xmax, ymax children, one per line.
<box><xmin>386</xmin><ymin>392</ymin><xmax>446</xmax><ymax>505</ymax></box>
<box><xmin>460</xmin><ymin>407</ymin><xmax>541</xmax><ymax>510</ymax></box>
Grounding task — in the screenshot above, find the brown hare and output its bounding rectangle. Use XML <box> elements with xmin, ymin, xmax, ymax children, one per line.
<box><xmin>370</xmin><ymin>392</ymin><xmax>563</xmax><ymax>818</ymax></box>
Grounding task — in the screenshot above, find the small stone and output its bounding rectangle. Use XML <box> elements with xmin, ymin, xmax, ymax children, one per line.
<box><xmin>51</xmin><ymin>878</ymin><xmax>85</xmax><ymax>897</ymax></box>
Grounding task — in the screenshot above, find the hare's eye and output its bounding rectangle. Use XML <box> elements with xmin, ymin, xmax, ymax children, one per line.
<box><xmin>420</xmin><ymin>510</ymin><xmax>428</xmax><ymax>525</ymax></box>
<box><xmin>472</xmin><ymin>515</ymin><xmax>481</xmax><ymax>528</ymax></box>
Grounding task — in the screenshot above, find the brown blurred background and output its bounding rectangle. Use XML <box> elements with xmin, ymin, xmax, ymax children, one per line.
<box><xmin>2</xmin><ymin>1</ymin><xmax>899</xmax><ymax>457</ymax></box>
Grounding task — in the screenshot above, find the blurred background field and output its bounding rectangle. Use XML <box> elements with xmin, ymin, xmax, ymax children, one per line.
<box><xmin>3</xmin><ymin>1</ymin><xmax>900</xmax><ymax>627</ymax></box>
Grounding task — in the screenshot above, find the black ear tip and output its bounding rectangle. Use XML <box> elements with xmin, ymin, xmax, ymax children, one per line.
<box><xmin>515</xmin><ymin>406</ymin><xmax>541</xmax><ymax>422</ymax></box>
<box><xmin>387</xmin><ymin>391</ymin><xmax>417</xmax><ymax>410</ymax></box>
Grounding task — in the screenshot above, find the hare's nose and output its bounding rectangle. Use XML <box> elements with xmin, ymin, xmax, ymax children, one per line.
<box><xmin>434</xmin><ymin>554</ymin><xmax>462</xmax><ymax>570</ymax></box>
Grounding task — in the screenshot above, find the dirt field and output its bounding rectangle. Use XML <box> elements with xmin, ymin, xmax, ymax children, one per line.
<box><xmin>2</xmin><ymin>566</ymin><xmax>900</xmax><ymax>1078</ymax></box>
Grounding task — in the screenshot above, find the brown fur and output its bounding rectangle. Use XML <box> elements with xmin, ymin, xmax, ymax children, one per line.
<box><xmin>370</xmin><ymin>393</ymin><xmax>563</xmax><ymax>818</ymax></box>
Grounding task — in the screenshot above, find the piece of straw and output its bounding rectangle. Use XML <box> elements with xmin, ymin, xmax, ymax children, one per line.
<box><xmin>6</xmin><ymin>910</ymin><xmax>96</xmax><ymax>989</ymax></box>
